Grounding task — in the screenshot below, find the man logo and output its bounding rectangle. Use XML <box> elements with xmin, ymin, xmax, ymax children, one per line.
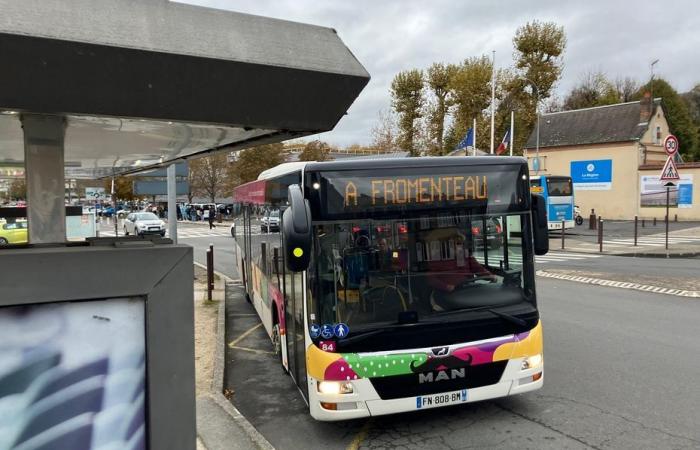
<box><xmin>418</xmin><ymin>368</ymin><xmax>466</xmax><ymax>384</ymax></box>
<box><xmin>431</xmin><ymin>347</ymin><xmax>449</xmax><ymax>356</ymax></box>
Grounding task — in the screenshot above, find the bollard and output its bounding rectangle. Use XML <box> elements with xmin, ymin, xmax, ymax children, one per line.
<box><xmin>674</xmin><ymin>214</ymin><xmax>677</xmax><ymax>222</ymax></box>
<box><xmin>642</xmin><ymin>218</ymin><xmax>645</xmax><ymax>228</ymax></box>
<box><xmin>561</xmin><ymin>219</ymin><xmax>565</xmax><ymax>249</ymax></box>
<box><xmin>207</xmin><ymin>244</ymin><xmax>214</xmax><ymax>301</ymax></box>
<box><xmin>589</xmin><ymin>208</ymin><xmax>597</xmax><ymax>230</ymax></box>
<box><xmin>634</xmin><ymin>215</ymin><xmax>638</xmax><ymax>246</ymax></box>
<box><xmin>653</xmin><ymin>217</ymin><xmax>656</xmax><ymax>226</ymax></box>
<box><xmin>598</xmin><ymin>218</ymin><xmax>604</xmax><ymax>253</ymax></box>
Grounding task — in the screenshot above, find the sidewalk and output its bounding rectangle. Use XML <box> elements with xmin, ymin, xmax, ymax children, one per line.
<box><xmin>551</xmin><ymin>225</ymin><xmax>700</xmax><ymax>257</ymax></box>
<box><xmin>192</xmin><ymin>265</ymin><xmax>272</xmax><ymax>450</ymax></box>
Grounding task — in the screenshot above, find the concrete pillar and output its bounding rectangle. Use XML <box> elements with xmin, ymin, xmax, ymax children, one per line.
<box><xmin>21</xmin><ymin>114</ymin><xmax>67</xmax><ymax>244</ymax></box>
<box><xmin>167</xmin><ymin>163</ymin><xmax>178</xmax><ymax>243</ymax></box>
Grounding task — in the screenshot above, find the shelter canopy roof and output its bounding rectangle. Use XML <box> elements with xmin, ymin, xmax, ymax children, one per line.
<box><xmin>0</xmin><ymin>0</ymin><xmax>369</xmax><ymax>178</ymax></box>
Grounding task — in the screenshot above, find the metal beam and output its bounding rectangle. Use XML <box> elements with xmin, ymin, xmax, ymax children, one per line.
<box><xmin>21</xmin><ymin>113</ymin><xmax>66</xmax><ymax>243</ymax></box>
<box><xmin>167</xmin><ymin>163</ymin><xmax>177</xmax><ymax>244</ymax></box>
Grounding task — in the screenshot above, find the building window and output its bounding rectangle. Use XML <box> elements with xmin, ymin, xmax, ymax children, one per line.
<box><xmin>655</xmin><ymin>126</ymin><xmax>661</xmax><ymax>144</ymax></box>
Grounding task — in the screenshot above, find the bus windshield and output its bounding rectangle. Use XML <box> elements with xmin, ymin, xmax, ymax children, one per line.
<box><xmin>546</xmin><ymin>177</ymin><xmax>573</xmax><ymax>196</ymax></box>
<box><xmin>309</xmin><ymin>212</ymin><xmax>534</xmax><ymax>333</ymax></box>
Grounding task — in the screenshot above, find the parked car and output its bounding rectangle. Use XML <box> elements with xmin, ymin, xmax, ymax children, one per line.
<box><xmin>471</xmin><ymin>217</ymin><xmax>503</xmax><ymax>249</ymax></box>
<box><xmin>124</xmin><ymin>212</ymin><xmax>166</xmax><ymax>237</ymax></box>
<box><xmin>0</xmin><ymin>220</ymin><xmax>28</xmax><ymax>245</ymax></box>
<box><xmin>261</xmin><ymin>209</ymin><xmax>280</xmax><ymax>233</ymax></box>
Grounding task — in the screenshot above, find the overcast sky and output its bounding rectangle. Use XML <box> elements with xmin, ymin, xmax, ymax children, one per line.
<box><xmin>182</xmin><ymin>0</ymin><xmax>700</xmax><ymax>147</ymax></box>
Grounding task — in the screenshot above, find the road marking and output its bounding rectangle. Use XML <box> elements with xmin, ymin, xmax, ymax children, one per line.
<box><xmin>228</xmin><ymin>323</ymin><xmax>263</xmax><ymax>348</ymax></box>
<box><xmin>347</xmin><ymin>419</ymin><xmax>373</xmax><ymax>450</ymax></box>
<box><xmin>230</xmin><ymin>345</ymin><xmax>275</xmax><ymax>355</ymax></box>
<box><xmin>536</xmin><ymin>270</ymin><xmax>700</xmax><ymax>298</ymax></box>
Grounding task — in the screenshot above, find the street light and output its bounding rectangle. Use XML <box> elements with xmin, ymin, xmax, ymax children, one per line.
<box><xmin>522</xmin><ymin>78</ymin><xmax>540</xmax><ymax>174</ymax></box>
<box><xmin>650</xmin><ymin>59</ymin><xmax>659</xmax><ymax>105</ymax></box>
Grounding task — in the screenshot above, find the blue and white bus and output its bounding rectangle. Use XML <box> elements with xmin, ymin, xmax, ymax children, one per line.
<box><xmin>529</xmin><ymin>176</ymin><xmax>574</xmax><ymax>230</ymax></box>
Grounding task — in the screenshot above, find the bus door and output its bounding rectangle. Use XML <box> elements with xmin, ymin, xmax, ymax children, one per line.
<box><xmin>243</xmin><ymin>205</ymin><xmax>253</xmax><ymax>295</ymax></box>
<box><xmin>283</xmin><ymin>263</ymin><xmax>308</xmax><ymax>398</ymax></box>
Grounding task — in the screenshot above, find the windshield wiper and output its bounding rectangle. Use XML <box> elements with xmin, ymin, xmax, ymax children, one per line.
<box><xmin>429</xmin><ymin>303</ymin><xmax>528</xmax><ymax>327</ymax></box>
<box><xmin>484</xmin><ymin>308</ymin><xmax>527</xmax><ymax>327</ymax></box>
<box><xmin>336</xmin><ymin>322</ymin><xmax>420</xmax><ymax>346</ymax></box>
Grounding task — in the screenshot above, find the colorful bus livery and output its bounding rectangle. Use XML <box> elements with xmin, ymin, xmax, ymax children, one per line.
<box><xmin>529</xmin><ymin>175</ymin><xmax>575</xmax><ymax>230</ymax></box>
<box><xmin>233</xmin><ymin>157</ymin><xmax>549</xmax><ymax>421</ymax></box>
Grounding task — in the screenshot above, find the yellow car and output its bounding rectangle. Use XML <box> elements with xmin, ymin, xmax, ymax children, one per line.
<box><xmin>0</xmin><ymin>220</ymin><xmax>28</xmax><ymax>245</ymax></box>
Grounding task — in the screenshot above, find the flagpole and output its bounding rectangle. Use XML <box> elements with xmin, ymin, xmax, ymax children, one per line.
<box><xmin>472</xmin><ymin>118</ymin><xmax>477</xmax><ymax>157</ymax></box>
<box><xmin>509</xmin><ymin>110</ymin><xmax>514</xmax><ymax>157</ymax></box>
<box><xmin>490</xmin><ymin>50</ymin><xmax>496</xmax><ymax>154</ymax></box>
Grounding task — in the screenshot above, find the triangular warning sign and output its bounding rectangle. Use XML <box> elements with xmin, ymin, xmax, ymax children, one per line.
<box><xmin>660</xmin><ymin>156</ymin><xmax>680</xmax><ymax>181</ymax></box>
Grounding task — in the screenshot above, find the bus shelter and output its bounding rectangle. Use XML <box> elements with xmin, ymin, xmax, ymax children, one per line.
<box><xmin>0</xmin><ymin>1</ymin><xmax>369</xmax><ymax>449</ymax></box>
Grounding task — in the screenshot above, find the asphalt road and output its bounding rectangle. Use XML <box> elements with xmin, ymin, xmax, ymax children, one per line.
<box><xmin>222</xmin><ymin>276</ymin><xmax>700</xmax><ymax>449</ymax></box>
<box><xmin>115</xmin><ymin>222</ymin><xmax>700</xmax><ymax>448</ymax></box>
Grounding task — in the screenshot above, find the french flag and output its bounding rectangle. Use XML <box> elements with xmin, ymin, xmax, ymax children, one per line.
<box><xmin>496</xmin><ymin>129</ymin><xmax>510</xmax><ymax>155</ymax></box>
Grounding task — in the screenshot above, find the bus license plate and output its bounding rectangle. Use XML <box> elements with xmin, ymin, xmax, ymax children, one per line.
<box><xmin>416</xmin><ymin>390</ymin><xmax>467</xmax><ymax>409</ymax></box>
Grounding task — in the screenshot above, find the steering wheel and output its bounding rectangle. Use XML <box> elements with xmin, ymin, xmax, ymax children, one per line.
<box><xmin>457</xmin><ymin>275</ymin><xmax>497</xmax><ymax>288</ymax></box>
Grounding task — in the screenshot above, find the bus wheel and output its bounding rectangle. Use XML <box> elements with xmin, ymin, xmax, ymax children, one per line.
<box><xmin>272</xmin><ymin>324</ymin><xmax>282</xmax><ymax>356</ymax></box>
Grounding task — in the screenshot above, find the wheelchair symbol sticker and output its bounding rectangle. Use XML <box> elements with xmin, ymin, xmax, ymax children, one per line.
<box><xmin>321</xmin><ymin>324</ymin><xmax>334</xmax><ymax>340</ymax></box>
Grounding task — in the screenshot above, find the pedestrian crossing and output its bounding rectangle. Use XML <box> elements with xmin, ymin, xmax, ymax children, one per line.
<box><xmin>475</xmin><ymin>250</ymin><xmax>603</xmax><ymax>267</ymax></box>
<box><xmin>99</xmin><ymin>227</ymin><xmax>234</xmax><ymax>239</ymax></box>
<box><xmin>601</xmin><ymin>235</ymin><xmax>700</xmax><ymax>248</ymax></box>
<box><xmin>534</xmin><ymin>251</ymin><xmax>602</xmax><ymax>264</ymax></box>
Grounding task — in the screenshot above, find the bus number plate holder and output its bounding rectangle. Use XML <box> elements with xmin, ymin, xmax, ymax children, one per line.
<box><xmin>416</xmin><ymin>389</ymin><xmax>468</xmax><ymax>409</ymax></box>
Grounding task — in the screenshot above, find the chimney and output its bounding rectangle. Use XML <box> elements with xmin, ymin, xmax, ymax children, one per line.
<box><xmin>640</xmin><ymin>91</ymin><xmax>652</xmax><ymax>122</ymax></box>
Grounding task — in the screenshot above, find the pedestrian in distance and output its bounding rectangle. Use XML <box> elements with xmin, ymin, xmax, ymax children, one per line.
<box><xmin>204</xmin><ymin>208</ymin><xmax>216</xmax><ymax>229</ymax></box>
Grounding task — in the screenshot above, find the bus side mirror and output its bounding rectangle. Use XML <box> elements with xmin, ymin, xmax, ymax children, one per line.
<box><xmin>283</xmin><ymin>184</ymin><xmax>312</xmax><ymax>272</ymax></box>
<box><xmin>532</xmin><ymin>194</ymin><xmax>549</xmax><ymax>256</ymax></box>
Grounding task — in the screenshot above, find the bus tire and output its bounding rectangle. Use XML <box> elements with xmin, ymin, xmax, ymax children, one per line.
<box><xmin>272</xmin><ymin>323</ymin><xmax>282</xmax><ymax>357</ymax></box>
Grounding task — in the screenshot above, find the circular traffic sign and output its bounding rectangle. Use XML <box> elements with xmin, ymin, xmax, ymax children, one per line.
<box><xmin>664</xmin><ymin>134</ymin><xmax>679</xmax><ymax>156</ymax></box>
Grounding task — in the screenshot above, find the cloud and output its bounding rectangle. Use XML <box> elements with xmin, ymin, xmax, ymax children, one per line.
<box><xmin>180</xmin><ymin>0</ymin><xmax>700</xmax><ymax>146</ymax></box>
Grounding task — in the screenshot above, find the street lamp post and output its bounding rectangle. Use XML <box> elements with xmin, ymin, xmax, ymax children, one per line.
<box><xmin>522</xmin><ymin>78</ymin><xmax>540</xmax><ymax>174</ymax></box>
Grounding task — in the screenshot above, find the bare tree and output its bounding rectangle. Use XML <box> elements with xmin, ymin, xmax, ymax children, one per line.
<box><xmin>370</xmin><ymin>109</ymin><xmax>398</xmax><ymax>152</ymax></box>
<box><xmin>615</xmin><ymin>76</ymin><xmax>640</xmax><ymax>102</ymax></box>
<box><xmin>189</xmin><ymin>153</ymin><xmax>231</xmax><ymax>203</ymax></box>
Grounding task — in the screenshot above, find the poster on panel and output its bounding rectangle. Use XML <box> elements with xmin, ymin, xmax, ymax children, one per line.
<box><xmin>640</xmin><ymin>174</ymin><xmax>693</xmax><ymax>207</ymax></box>
<box><xmin>0</xmin><ymin>298</ymin><xmax>146</xmax><ymax>450</ymax></box>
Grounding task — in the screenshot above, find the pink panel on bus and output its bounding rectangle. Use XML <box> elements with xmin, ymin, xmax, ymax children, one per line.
<box><xmin>233</xmin><ymin>179</ymin><xmax>267</xmax><ymax>204</ymax></box>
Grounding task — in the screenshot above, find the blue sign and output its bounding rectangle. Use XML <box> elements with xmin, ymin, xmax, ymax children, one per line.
<box><xmin>309</xmin><ymin>324</ymin><xmax>321</xmax><ymax>339</ymax></box>
<box><xmin>678</xmin><ymin>182</ymin><xmax>693</xmax><ymax>208</ymax></box>
<box><xmin>320</xmin><ymin>324</ymin><xmax>334</xmax><ymax>340</ymax></box>
<box><xmin>570</xmin><ymin>159</ymin><xmax>612</xmax><ymax>190</ymax></box>
<box><xmin>334</xmin><ymin>323</ymin><xmax>349</xmax><ymax>339</ymax></box>
<box><xmin>549</xmin><ymin>203</ymin><xmax>573</xmax><ymax>221</ymax></box>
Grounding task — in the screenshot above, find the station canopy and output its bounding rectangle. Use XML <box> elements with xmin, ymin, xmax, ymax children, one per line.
<box><xmin>0</xmin><ymin>0</ymin><xmax>370</xmax><ymax>179</ymax></box>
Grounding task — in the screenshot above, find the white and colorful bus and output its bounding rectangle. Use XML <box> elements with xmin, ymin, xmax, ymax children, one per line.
<box><xmin>232</xmin><ymin>157</ymin><xmax>549</xmax><ymax>421</ymax></box>
<box><xmin>529</xmin><ymin>175</ymin><xmax>575</xmax><ymax>230</ymax></box>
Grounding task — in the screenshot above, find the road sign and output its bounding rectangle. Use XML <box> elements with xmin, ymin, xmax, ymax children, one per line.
<box><xmin>663</xmin><ymin>135</ymin><xmax>679</xmax><ymax>156</ymax></box>
<box><xmin>85</xmin><ymin>187</ymin><xmax>106</xmax><ymax>200</ymax></box>
<box><xmin>659</xmin><ymin>156</ymin><xmax>680</xmax><ymax>181</ymax></box>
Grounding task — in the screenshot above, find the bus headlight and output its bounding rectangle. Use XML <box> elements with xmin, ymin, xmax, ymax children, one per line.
<box><xmin>521</xmin><ymin>354</ymin><xmax>542</xmax><ymax>370</ymax></box>
<box><xmin>317</xmin><ymin>381</ymin><xmax>354</xmax><ymax>395</ymax></box>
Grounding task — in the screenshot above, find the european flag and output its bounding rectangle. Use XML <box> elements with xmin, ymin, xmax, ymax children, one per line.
<box><xmin>456</xmin><ymin>128</ymin><xmax>474</xmax><ymax>150</ymax></box>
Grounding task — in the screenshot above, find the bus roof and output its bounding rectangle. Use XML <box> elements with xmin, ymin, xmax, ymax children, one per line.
<box><xmin>258</xmin><ymin>161</ymin><xmax>308</xmax><ymax>181</ymax></box>
<box><xmin>304</xmin><ymin>156</ymin><xmax>527</xmax><ymax>173</ymax></box>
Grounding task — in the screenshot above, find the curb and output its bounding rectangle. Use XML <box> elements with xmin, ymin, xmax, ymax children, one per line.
<box><xmin>195</xmin><ymin>264</ymin><xmax>274</xmax><ymax>450</ymax></box>
<box><xmin>542</xmin><ymin>247</ymin><xmax>700</xmax><ymax>259</ymax></box>
<box><xmin>536</xmin><ymin>270</ymin><xmax>700</xmax><ymax>298</ymax></box>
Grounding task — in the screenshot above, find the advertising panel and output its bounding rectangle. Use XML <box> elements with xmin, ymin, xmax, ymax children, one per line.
<box><xmin>0</xmin><ymin>298</ymin><xmax>146</xmax><ymax>450</ymax></box>
<box><xmin>640</xmin><ymin>174</ymin><xmax>693</xmax><ymax>207</ymax></box>
<box><xmin>85</xmin><ymin>187</ymin><xmax>107</xmax><ymax>200</ymax></box>
<box><xmin>570</xmin><ymin>160</ymin><xmax>612</xmax><ymax>190</ymax></box>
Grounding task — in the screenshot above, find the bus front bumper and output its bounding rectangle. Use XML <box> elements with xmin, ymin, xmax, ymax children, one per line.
<box><xmin>308</xmin><ymin>359</ymin><xmax>543</xmax><ymax>421</ymax></box>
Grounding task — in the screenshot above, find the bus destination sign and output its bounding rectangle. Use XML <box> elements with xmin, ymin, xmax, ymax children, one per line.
<box><xmin>344</xmin><ymin>175</ymin><xmax>487</xmax><ymax>207</ymax></box>
<box><xmin>314</xmin><ymin>165</ymin><xmax>525</xmax><ymax>218</ymax></box>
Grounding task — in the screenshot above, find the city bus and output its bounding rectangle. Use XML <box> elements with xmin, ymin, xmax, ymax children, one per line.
<box><xmin>232</xmin><ymin>157</ymin><xmax>549</xmax><ymax>421</ymax></box>
<box><xmin>529</xmin><ymin>175</ymin><xmax>574</xmax><ymax>230</ymax></box>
